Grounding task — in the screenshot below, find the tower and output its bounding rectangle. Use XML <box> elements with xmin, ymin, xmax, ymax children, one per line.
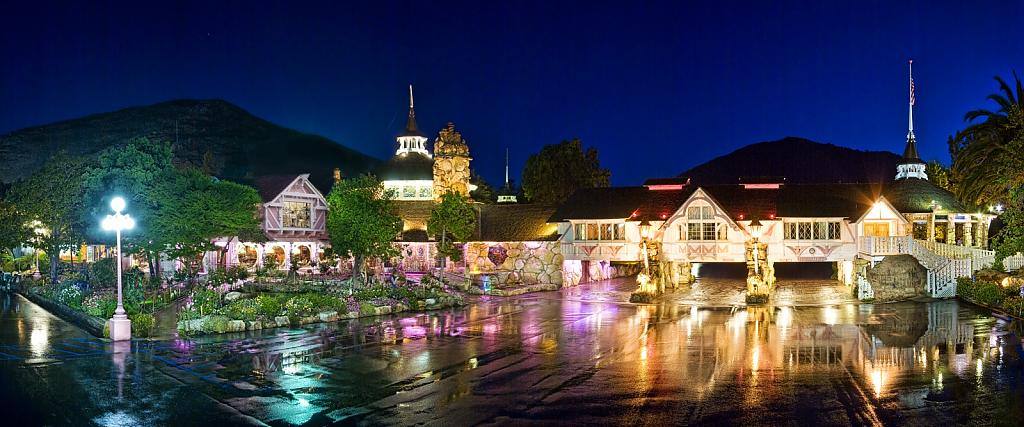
<box><xmin>432</xmin><ymin>122</ymin><xmax>472</xmax><ymax>200</ymax></box>
<box><xmin>396</xmin><ymin>85</ymin><xmax>430</xmax><ymax>157</ymax></box>
<box><xmin>896</xmin><ymin>59</ymin><xmax>928</xmax><ymax>180</ymax></box>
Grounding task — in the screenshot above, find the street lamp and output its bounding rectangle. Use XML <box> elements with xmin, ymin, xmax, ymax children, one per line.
<box><xmin>29</xmin><ymin>220</ymin><xmax>46</xmax><ymax>278</ymax></box>
<box><xmin>102</xmin><ymin>196</ymin><xmax>135</xmax><ymax>341</ymax></box>
<box><xmin>748</xmin><ymin>218</ymin><xmax>763</xmax><ymax>241</ymax></box>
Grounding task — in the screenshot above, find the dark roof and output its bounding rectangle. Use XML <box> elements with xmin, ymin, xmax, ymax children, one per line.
<box><xmin>398</xmin><ymin>107</ymin><xmax>426</xmax><ymax>138</ymax></box>
<box><xmin>394</xmin><ymin>200</ymin><xmax>434</xmax><ymax>225</ymax></box>
<box><xmin>548</xmin><ymin>187</ymin><xmax>652</xmax><ymax>221</ymax></box>
<box><xmin>376</xmin><ymin>152</ymin><xmax>434</xmax><ymax>181</ymax></box>
<box><xmin>883</xmin><ymin>178</ymin><xmax>966</xmax><ymax>213</ymax></box>
<box><xmin>475</xmin><ymin>204</ymin><xmax>559</xmax><ymax>241</ymax></box>
<box><xmin>738</xmin><ymin>176</ymin><xmax>787</xmax><ymax>184</ymax></box>
<box><xmin>643</xmin><ymin>177</ymin><xmax>691</xmax><ymax>186</ymax></box>
<box><xmin>634</xmin><ymin>187</ymin><xmax>697</xmax><ymax>221</ymax></box>
<box><xmin>253</xmin><ymin>175</ymin><xmax>300</xmax><ymax>202</ymax></box>
<box><xmin>496</xmin><ymin>183</ymin><xmax>517</xmax><ymax>197</ymax></box>
<box><xmin>901</xmin><ymin>137</ymin><xmax>924</xmax><ymax>164</ymax></box>
<box><xmin>399</xmin><ymin>229</ymin><xmax>430</xmax><ymax>242</ymax></box>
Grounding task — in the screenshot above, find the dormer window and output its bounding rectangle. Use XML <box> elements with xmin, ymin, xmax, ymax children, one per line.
<box><xmin>282</xmin><ymin>201</ymin><xmax>311</xmax><ymax>228</ymax></box>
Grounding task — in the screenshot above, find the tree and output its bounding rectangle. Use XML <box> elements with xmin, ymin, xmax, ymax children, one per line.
<box><xmin>992</xmin><ymin>188</ymin><xmax>1024</xmax><ymax>270</ymax></box>
<box><xmin>469</xmin><ymin>170</ymin><xmax>495</xmax><ymax>203</ymax></box>
<box><xmin>0</xmin><ymin>199</ymin><xmax>29</xmax><ymax>259</ymax></box>
<box><xmin>428</xmin><ymin>191</ymin><xmax>477</xmax><ymax>267</ymax></box>
<box><xmin>9</xmin><ymin>153</ymin><xmax>90</xmax><ymax>283</ymax></box>
<box><xmin>152</xmin><ymin>169</ymin><xmax>262</xmax><ymax>281</ymax></box>
<box><xmin>325</xmin><ymin>175</ymin><xmax>401</xmax><ymax>281</ymax></box>
<box><xmin>950</xmin><ymin>71</ymin><xmax>1024</xmax><ymax>206</ymax></box>
<box><xmin>924</xmin><ymin>160</ymin><xmax>954</xmax><ymax>193</ymax></box>
<box><xmin>81</xmin><ymin>137</ymin><xmax>174</xmax><ymax>277</ymax></box>
<box><xmin>521</xmin><ymin>138</ymin><xmax>610</xmax><ymax>204</ymax></box>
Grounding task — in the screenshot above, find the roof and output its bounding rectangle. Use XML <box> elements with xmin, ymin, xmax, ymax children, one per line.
<box><xmin>901</xmin><ymin>137</ymin><xmax>924</xmax><ymax>164</ymax></box>
<box><xmin>883</xmin><ymin>178</ymin><xmax>965</xmax><ymax>213</ymax></box>
<box><xmin>399</xmin><ymin>229</ymin><xmax>430</xmax><ymax>242</ymax></box>
<box><xmin>398</xmin><ymin>107</ymin><xmax>426</xmax><ymax>138</ymax></box>
<box><xmin>474</xmin><ymin>204</ymin><xmax>559</xmax><ymax>241</ymax></box>
<box><xmin>253</xmin><ymin>175</ymin><xmax>301</xmax><ymax>202</ymax></box>
<box><xmin>548</xmin><ymin>187</ymin><xmax>652</xmax><ymax>221</ymax></box>
<box><xmin>394</xmin><ymin>200</ymin><xmax>434</xmax><ymax>226</ymax></box>
<box><xmin>643</xmin><ymin>177</ymin><xmax>691</xmax><ymax>186</ymax></box>
<box><xmin>376</xmin><ymin>152</ymin><xmax>434</xmax><ymax>181</ymax></box>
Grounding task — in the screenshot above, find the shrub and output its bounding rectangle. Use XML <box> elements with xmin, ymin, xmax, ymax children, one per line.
<box><xmin>219</xmin><ymin>299</ymin><xmax>259</xmax><ymax>321</ymax></box>
<box><xmin>89</xmin><ymin>258</ymin><xmax>117</xmax><ymax>289</ymax></box>
<box><xmin>55</xmin><ymin>286</ymin><xmax>85</xmax><ymax>309</ymax></box>
<box><xmin>206</xmin><ymin>315</ymin><xmax>231</xmax><ymax>333</ymax></box>
<box><xmin>629</xmin><ymin>291</ymin><xmax>658</xmax><ymax>304</ymax></box>
<box><xmin>82</xmin><ymin>294</ymin><xmax>118</xmax><ymax>318</ymax></box>
<box><xmin>191</xmin><ymin>288</ymin><xmax>221</xmax><ymax>316</ymax></box>
<box><xmin>255</xmin><ymin>294</ymin><xmax>284</xmax><ymax>318</ymax></box>
<box><xmin>1002</xmin><ymin>296</ymin><xmax>1024</xmax><ymax>317</ymax></box>
<box><xmin>228</xmin><ymin>265</ymin><xmax>250</xmax><ymax>282</ymax></box>
<box><xmin>359</xmin><ymin>301</ymin><xmax>377</xmax><ymax>316</ymax></box>
<box><xmin>130</xmin><ymin>313</ymin><xmax>156</xmax><ymax>337</ymax></box>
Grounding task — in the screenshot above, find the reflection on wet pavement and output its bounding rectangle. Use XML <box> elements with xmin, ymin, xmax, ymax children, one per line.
<box><xmin>1</xmin><ymin>284</ymin><xmax>1022</xmax><ymax>425</ymax></box>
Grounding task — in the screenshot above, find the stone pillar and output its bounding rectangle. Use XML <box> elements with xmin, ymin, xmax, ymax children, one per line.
<box><xmin>311</xmin><ymin>242</ymin><xmax>320</xmax><ymax>265</ymax></box>
<box><xmin>963</xmin><ymin>218</ymin><xmax>973</xmax><ymax>247</ymax></box>
<box><xmin>928</xmin><ymin>214</ymin><xmax>935</xmax><ymax>242</ymax></box>
<box><xmin>256</xmin><ymin>244</ymin><xmax>264</xmax><ymax>268</ymax></box>
<box><xmin>745</xmin><ymin>240</ymin><xmax>773</xmax><ymax>303</ymax></box>
<box><xmin>284</xmin><ymin>243</ymin><xmax>292</xmax><ymax>270</ymax></box>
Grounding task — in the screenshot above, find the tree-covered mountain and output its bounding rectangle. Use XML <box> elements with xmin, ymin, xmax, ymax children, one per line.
<box><xmin>680</xmin><ymin>137</ymin><xmax>904</xmax><ymax>184</ymax></box>
<box><xmin>0</xmin><ymin>99</ymin><xmax>379</xmax><ymax>191</ymax></box>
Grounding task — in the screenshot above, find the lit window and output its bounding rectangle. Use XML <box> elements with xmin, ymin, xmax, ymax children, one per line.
<box><xmin>402</xmin><ymin>186</ymin><xmax>416</xmax><ymax>198</ymax></box>
<box><xmin>418</xmin><ymin>186</ymin><xmax>432</xmax><ymax>198</ymax></box>
<box><xmin>282</xmin><ymin>202</ymin><xmax>311</xmax><ymax>228</ymax></box>
<box><xmin>828</xmin><ymin>222</ymin><xmax>841</xmax><ymax>240</ymax></box>
<box><xmin>798</xmin><ymin>222</ymin><xmax>812</xmax><ymax>239</ymax></box>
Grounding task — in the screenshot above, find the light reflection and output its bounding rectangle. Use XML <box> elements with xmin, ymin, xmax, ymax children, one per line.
<box><xmin>822</xmin><ymin>306</ymin><xmax>838</xmax><ymax>325</ymax></box>
<box><xmin>29</xmin><ymin>315</ymin><xmax>49</xmax><ymax>357</ymax></box>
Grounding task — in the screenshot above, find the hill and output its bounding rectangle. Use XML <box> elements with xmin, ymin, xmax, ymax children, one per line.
<box><xmin>679</xmin><ymin>137</ymin><xmax>903</xmax><ymax>184</ymax></box>
<box><xmin>0</xmin><ymin>99</ymin><xmax>379</xmax><ymax>191</ymax></box>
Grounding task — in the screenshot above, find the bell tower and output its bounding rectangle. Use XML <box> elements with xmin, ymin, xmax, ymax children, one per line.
<box><xmin>432</xmin><ymin>122</ymin><xmax>472</xmax><ymax>200</ymax></box>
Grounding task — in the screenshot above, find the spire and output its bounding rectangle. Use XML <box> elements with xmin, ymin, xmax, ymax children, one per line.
<box><xmin>909</xmin><ymin>58</ymin><xmax>917</xmax><ymax>140</ymax></box>
<box><xmin>398</xmin><ymin>84</ymin><xmax>426</xmax><ymax>139</ymax></box>
<box><xmin>896</xmin><ymin>59</ymin><xmax>927</xmax><ymax>180</ymax></box>
<box><xmin>504</xmin><ymin>147</ymin><xmax>510</xmax><ymax>187</ymax></box>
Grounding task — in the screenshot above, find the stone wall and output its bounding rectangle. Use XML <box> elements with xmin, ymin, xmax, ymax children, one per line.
<box><xmin>432</xmin><ymin>123</ymin><xmax>472</xmax><ymax>200</ymax></box>
<box><xmin>464</xmin><ymin>241</ymin><xmax>564</xmax><ymax>286</ymax></box>
<box><xmin>866</xmin><ymin>254</ymin><xmax>927</xmax><ymax>302</ymax></box>
<box><xmin>561</xmin><ymin>260</ymin><xmax>642</xmax><ymax>287</ymax></box>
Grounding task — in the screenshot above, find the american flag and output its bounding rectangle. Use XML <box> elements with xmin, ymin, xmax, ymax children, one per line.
<box><xmin>910</xmin><ymin>76</ymin><xmax>915</xmax><ymax>106</ymax></box>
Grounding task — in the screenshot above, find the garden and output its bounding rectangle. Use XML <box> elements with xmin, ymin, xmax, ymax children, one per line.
<box><xmin>176</xmin><ymin>271</ymin><xmax>468</xmax><ymax>335</ymax></box>
<box><xmin>19</xmin><ymin>258</ymin><xmax>188</xmax><ymax>337</ymax></box>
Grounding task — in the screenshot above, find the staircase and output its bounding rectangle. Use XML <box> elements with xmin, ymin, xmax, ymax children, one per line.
<box><xmin>857</xmin><ymin>236</ymin><xmax>993</xmax><ymax>299</ymax></box>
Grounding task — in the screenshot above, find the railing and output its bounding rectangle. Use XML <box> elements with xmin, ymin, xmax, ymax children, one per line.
<box><xmin>856</xmin><ymin>274</ymin><xmax>874</xmax><ymax>300</ymax></box>
<box><xmin>560</xmin><ymin>242</ymin><xmax>636</xmax><ymax>259</ymax></box>
<box><xmin>916</xmin><ymin>240</ymin><xmax>995</xmax><ymax>270</ymax></box>
<box><xmin>1003</xmin><ymin>253</ymin><xmax>1024</xmax><ymax>272</ymax></box>
<box><xmin>858</xmin><ymin>236</ymin><xmax>913</xmax><ymax>256</ymax></box>
<box><xmin>926</xmin><ymin>258</ymin><xmax>968</xmax><ymax>299</ymax></box>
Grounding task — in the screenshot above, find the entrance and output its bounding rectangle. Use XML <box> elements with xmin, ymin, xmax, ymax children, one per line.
<box><xmin>863</xmin><ymin>222</ymin><xmax>890</xmax><ymax>237</ymax></box>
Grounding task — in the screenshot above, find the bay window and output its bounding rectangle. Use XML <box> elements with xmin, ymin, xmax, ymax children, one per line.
<box><xmin>784</xmin><ymin>220</ymin><xmax>841</xmax><ymax>240</ymax></box>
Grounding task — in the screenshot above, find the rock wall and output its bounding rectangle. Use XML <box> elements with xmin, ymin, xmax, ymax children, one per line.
<box><xmin>464</xmin><ymin>241</ymin><xmax>564</xmax><ymax>286</ymax></box>
<box><xmin>561</xmin><ymin>260</ymin><xmax>641</xmax><ymax>287</ymax></box>
<box><xmin>866</xmin><ymin>254</ymin><xmax>927</xmax><ymax>302</ymax></box>
<box><xmin>432</xmin><ymin>123</ymin><xmax>472</xmax><ymax>200</ymax></box>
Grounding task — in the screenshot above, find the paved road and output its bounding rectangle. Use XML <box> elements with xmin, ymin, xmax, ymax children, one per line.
<box><xmin>1</xmin><ymin>282</ymin><xmax>1022</xmax><ymax>426</ymax></box>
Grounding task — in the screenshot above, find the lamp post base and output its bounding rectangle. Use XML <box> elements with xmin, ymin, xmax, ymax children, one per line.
<box><xmin>109</xmin><ymin>316</ymin><xmax>132</xmax><ymax>341</ymax></box>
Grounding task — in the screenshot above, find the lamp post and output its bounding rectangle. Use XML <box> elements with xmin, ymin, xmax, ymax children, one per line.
<box><xmin>29</xmin><ymin>220</ymin><xmax>45</xmax><ymax>279</ymax></box>
<box><xmin>102</xmin><ymin>196</ymin><xmax>135</xmax><ymax>341</ymax></box>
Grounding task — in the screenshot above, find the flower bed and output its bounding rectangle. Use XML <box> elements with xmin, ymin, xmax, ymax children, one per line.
<box><xmin>177</xmin><ymin>273</ymin><xmax>467</xmax><ymax>335</ymax></box>
<box><xmin>19</xmin><ymin>263</ymin><xmax>188</xmax><ymax>338</ymax></box>
<box><xmin>956</xmin><ymin>277</ymin><xmax>1024</xmax><ymax>318</ymax></box>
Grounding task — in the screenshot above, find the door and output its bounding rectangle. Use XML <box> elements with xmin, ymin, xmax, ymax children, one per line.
<box><xmin>863</xmin><ymin>222</ymin><xmax>890</xmax><ymax>237</ymax></box>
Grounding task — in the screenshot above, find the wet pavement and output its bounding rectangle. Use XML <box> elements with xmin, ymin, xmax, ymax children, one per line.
<box><xmin>1</xmin><ymin>277</ymin><xmax>1023</xmax><ymax>426</ymax></box>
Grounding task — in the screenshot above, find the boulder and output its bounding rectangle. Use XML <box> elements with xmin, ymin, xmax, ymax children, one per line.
<box><xmin>274</xmin><ymin>316</ymin><xmax>290</xmax><ymax>327</ymax></box>
<box><xmin>228</xmin><ymin>320</ymin><xmax>246</xmax><ymax>332</ymax></box>
<box><xmin>224</xmin><ymin>291</ymin><xmax>245</xmax><ymax>302</ymax></box>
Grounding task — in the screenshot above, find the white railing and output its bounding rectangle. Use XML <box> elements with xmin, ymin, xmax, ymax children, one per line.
<box><xmin>927</xmin><ymin>258</ymin><xmax>969</xmax><ymax>299</ymax></box>
<box><xmin>1003</xmin><ymin>253</ymin><xmax>1024</xmax><ymax>272</ymax></box>
<box><xmin>916</xmin><ymin>240</ymin><xmax>995</xmax><ymax>270</ymax></box>
<box><xmin>856</xmin><ymin>274</ymin><xmax>874</xmax><ymax>300</ymax></box>
<box><xmin>560</xmin><ymin>242</ymin><xmax>636</xmax><ymax>259</ymax></box>
<box><xmin>858</xmin><ymin>236</ymin><xmax>913</xmax><ymax>256</ymax></box>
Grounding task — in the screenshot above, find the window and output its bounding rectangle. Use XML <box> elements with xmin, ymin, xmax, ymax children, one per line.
<box><xmin>282</xmin><ymin>202</ymin><xmax>311</xmax><ymax>228</ymax></box>
<box><xmin>418</xmin><ymin>186</ymin><xmax>432</xmax><ymax>198</ymax></box>
<box><xmin>574</xmin><ymin>222</ymin><xmax>625</xmax><ymax>241</ymax></box>
<box><xmin>681</xmin><ymin>203</ymin><xmax>726</xmax><ymax>241</ymax></box>
<box><xmin>402</xmin><ymin>186</ymin><xmax>416</xmax><ymax>198</ymax></box>
<box><xmin>784</xmin><ymin>220</ymin><xmax>842</xmax><ymax>240</ymax></box>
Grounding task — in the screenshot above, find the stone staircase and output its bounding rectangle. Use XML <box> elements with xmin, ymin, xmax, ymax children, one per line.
<box><xmin>856</xmin><ymin>236</ymin><xmax>993</xmax><ymax>299</ymax></box>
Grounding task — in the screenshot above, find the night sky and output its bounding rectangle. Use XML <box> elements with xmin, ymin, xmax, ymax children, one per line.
<box><xmin>3</xmin><ymin>1</ymin><xmax>1022</xmax><ymax>186</ymax></box>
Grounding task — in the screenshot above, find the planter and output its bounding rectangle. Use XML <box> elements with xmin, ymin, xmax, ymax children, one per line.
<box><xmin>18</xmin><ymin>291</ymin><xmax>106</xmax><ymax>337</ymax></box>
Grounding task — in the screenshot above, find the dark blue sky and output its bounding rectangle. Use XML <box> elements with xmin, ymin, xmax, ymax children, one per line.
<box><xmin>2</xmin><ymin>1</ymin><xmax>1022</xmax><ymax>186</ymax></box>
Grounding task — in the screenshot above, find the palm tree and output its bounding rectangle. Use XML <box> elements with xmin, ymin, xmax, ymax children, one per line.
<box><xmin>950</xmin><ymin>71</ymin><xmax>1024</xmax><ymax>206</ymax></box>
